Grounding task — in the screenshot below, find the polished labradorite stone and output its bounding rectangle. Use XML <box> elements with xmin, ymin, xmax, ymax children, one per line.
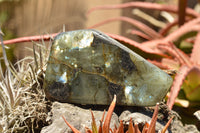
<box><xmin>44</xmin><ymin>29</ymin><xmax>173</xmax><ymax>106</ymax></box>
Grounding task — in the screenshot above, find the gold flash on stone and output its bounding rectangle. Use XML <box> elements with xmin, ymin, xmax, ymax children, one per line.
<box><xmin>43</xmin><ymin>29</ymin><xmax>173</xmax><ymax>106</ymax></box>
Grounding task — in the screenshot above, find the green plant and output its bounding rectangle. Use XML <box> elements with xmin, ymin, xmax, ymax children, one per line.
<box><xmin>62</xmin><ymin>95</ymin><xmax>174</xmax><ymax>133</ymax></box>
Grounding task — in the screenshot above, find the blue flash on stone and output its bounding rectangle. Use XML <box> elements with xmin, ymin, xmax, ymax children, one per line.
<box><xmin>57</xmin><ymin>72</ymin><xmax>67</xmax><ymax>83</ymax></box>
<box><xmin>44</xmin><ymin>29</ymin><xmax>173</xmax><ymax>106</ymax></box>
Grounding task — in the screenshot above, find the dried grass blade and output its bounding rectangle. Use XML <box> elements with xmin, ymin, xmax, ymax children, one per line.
<box><xmin>33</xmin><ymin>44</ymin><xmax>38</xmax><ymax>71</ymax></box>
<box><xmin>0</xmin><ymin>89</ymin><xmax>6</xmax><ymax>108</ymax></box>
<box><xmin>39</xmin><ymin>46</ymin><xmax>43</xmax><ymax>70</ymax></box>
<box><xmin>29</xmin><ymin>64</ymin><xmax>36</xmax><ymax>81</ymax></box>
<box><xmin>0</xmin><ymin>31</ymin><xmax>15</xmax><ymax>106</ymax></box>
<box><xmin>5</xmin><ymin>71</ymin><xmax>14</xmax><ymax>107</ymax></box>
<box><xmin>29</xmin><ymin>71</ymin><xmax>34</xmax><ymax>84</ymax></box>
<box><xmin>0</xmin><ymin>29</ymin><xmax>9</xmax><ymax>68</ymax></box>
<box><xmin>8</xmin><ymin>62</ymin><xmax>22</xmax><ymax>83</ymax></box>
<box><xmin>0</xmin><ymin>61</ymin><xmax>4</xmax><ymax>79</ymax></box>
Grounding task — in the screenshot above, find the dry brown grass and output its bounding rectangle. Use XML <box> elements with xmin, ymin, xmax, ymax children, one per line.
<box><xmin>0</xmin><ymin>32</ymin><xmax>52</xmax><ymax>132</ymax></box>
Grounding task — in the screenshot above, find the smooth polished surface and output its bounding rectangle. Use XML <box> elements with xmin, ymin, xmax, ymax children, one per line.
<box><xmin>44</xmin><ymin>29</ymin><xmax>173</xmax><ymax>106</ymax></box>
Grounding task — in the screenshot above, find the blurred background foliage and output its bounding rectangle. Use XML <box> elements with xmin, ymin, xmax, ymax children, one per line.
<box><xmin>1</xmin><ymin>0</ymin><xmax>198</xmax><ymax>60</ymax></box>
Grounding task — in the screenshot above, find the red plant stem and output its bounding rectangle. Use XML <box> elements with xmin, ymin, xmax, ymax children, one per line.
<box><xmin>85</xmin><ymin>127</ymin><xmax>93</xmax><ymax>133</ymax></box>
<box><xmin>98</xmin><ymin>110</ymin><xmax>105</xmax><ymax>133</ymax></box>
<box><xmin>1</xmin><ymin>30</ymin><xmax>166</xmax><ymax>58</ymax></box>
<box><xmin>142</xmin><ymin>17</ymin><xmax>200</xmax><ymax>48</ymax></box>
<box><xmin>159</xmin><ymin>17</ymin><xmax>191</xmax><ymax>36</ymax></box>
<box><xmin>147</xmin><ymin>103</ymin><xmax>159</xmax><ymax>133</ymax></box>
<box><xmin>167</xmin><ymin>65</ymin><xmax>190</xmax><ymax>109</ymax></box>
<box><xmin>128</xmin><ymin>29</ymin><xmax>152</xmax><ymax>40</ymax></box>
<box><xmin>170</xmin><ymin>43</ymin><xmax>192</xmax><ymax>67</ymax></box>
<box><xmin>158</xmin><ymin>45</ymin><xmax>184</xmax><ymax>63</ymax></box>
<box><xmin>158</xmin><ymin>42</ymin><xmax>192</xmax><ymax>67</ymax></box>
<box><xmin>128</xmin><ymin>118</ymin><xmax>135</xmax><ymax>133</ymax></box>
<box><xmin>142</xmin><ymin>123</ymin><xmax>149</xmax><ymax>132</ymax></box>
<box><xmin>191</xmin><ymin>31</ymin><xmax>200</xmax><ymax>65</ymax></box>
<box><xmin>90</xmin><ymin>110</ymin><xmax>98</xmax><ymax>133</ymax></box>
<box><xmin>134</xmin><ymin>124</ymin><xmax>141</xmax><ymax>133</ymax></box>
<box><xmin>0</xmin><ymin>33</ymin><xmax>59</xmax><ymax>45</ymax></box>
<box><xmin>148</xmin><ymin>60</ymin><xmax>170</xmax><ymax>69</ymax></box>
<box><xmin>0</xmin><ymin>30</ymin><xmax>165</xmax><ymax>57</ymax></box>
<box><xmin>161</xmin><ymin>116</ymin><xmax>175</xmax><ymax>133</ymax></box>
<box><xmin>106</xmin><ymin>33</ymin><xmax>168</xmax><ymax>57</ymax></box>
<box><xmin>159</xmin><ymin>19</ymin><xmax>179</xmax><ymax>36</ymax></box>
<box><xmin>87</xmin><ymin>2</ymin><xmax>200</xmax><ymax>18</ymax></box>
<box><xmin>103</xmin><ymin>95</ymin><xmax>116</xmax><ymax>133</ymax></box>
<box><xmin>163</xmin><ymin>17</ymin><xmax>200</xmax><ymax>43</ymax></box>
<box><xmin>116</xmin><ymin>120</ymin><xmax>124</xmax><ymax>133</ymax></box>
<box><xmin>62</xmin><ymin>115</ymin><xmax>81</xmax><ymax>133</ymax></box>
<box><xmin>178</xmin><ymin>0</ymin><xmax>187</xmax><ymax>26</ymax></box>
<box><xmin>88</xmin><ymin>16</ymin><xmax>162</xmax><ymax>39</ymax></box>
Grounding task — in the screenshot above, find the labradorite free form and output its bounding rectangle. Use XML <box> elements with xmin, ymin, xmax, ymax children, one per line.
<box><xmin>44</xmin><ymin>29</ymin><xmax>173</xmax><ymax>106</ymax></box>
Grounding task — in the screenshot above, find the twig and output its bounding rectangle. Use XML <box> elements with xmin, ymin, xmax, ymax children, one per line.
<box><xmin>0</xmin><ymin>33</ymin><xmax>58</xmax><ymax>45</ymax></box>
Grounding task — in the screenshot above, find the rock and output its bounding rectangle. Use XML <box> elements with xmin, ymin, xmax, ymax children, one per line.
<box><xmin>183</xmin><ymin>124</ymin><xmax>200</xmax><ymax>133</ymax></box>
<box><xmin>119</xmin><ymin>111</ymin><xmax>170</xmax><ymax>133</ymax></box>
<box><xmin>44</xmin><ymin>29</ymin><xmax>173</xmax><ymax>106</ymax></box>
<box><xmin>170</xmin><ymin>120</ymin><xmax>185</xmax><ymax>133</ymax></box>
<box><xmin>41</xmin><ymin>102</ymin><xmax>119</xmax><ymax>133</ymax></box>
<box><xmin>170</xmin><ymin>120</ymin><xmax>200</xmax><ymax>133</ymax></box>
<box><xmin>194</xmin><ymin>110</ymin><xmax>200</xmax><ymax>121</ymax></box>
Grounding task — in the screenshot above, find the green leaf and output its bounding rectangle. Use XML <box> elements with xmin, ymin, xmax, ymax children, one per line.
<box><xmin>182</xmin><ymin>67</ymin><xmax>200</xmax><ymax>101</ymax></box>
